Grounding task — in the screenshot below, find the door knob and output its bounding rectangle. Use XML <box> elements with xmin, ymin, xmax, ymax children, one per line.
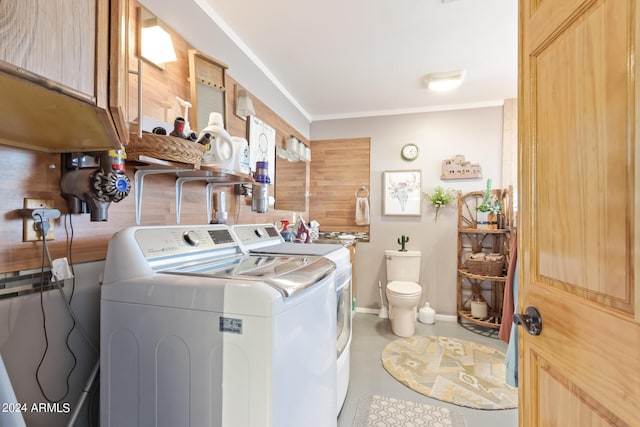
<box><xmin>513</xmin><ymin>306</ymin><xmax>543</xmax><ymax>336</ymax></box>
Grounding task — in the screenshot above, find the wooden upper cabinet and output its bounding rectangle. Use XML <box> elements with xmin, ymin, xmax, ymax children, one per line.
<box><xmin>0</xmin><ymin>0</ymin><xmax>128</xmax><ymax>152</ymax></box>
<box><xmin>108</xmin><ymin>0</ymin><xmax>130</xmax><ymax>146</ymax></box>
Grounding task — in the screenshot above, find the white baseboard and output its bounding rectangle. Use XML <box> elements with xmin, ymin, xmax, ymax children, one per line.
<box><xmin>354</xmin><ymin>307</ymin><xmax>379</xmax><ymax>315</ymax></box>
<box><xmin>354</xmin><ymin>307</ymin><xmax>457</xmax><ymax>322</ymax></box>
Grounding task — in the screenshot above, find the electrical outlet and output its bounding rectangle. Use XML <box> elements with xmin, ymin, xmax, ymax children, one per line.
<box><xmin>23</xmin><ymin>198</ymin><xmax>56</xmax><ymax>242</ymax></box>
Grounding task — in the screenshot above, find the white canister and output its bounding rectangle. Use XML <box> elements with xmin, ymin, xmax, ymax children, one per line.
<box><xmin>471</xmin><ymin>300</ymin><xmax>488</xmax><ymax>320</ymax></box>
<box><xmin>231</xmin><ymin>136</ymin><xmax>251</xmax><ymax>174</ymax></box>
<box><xmin>286</xmin><ymin>136</ymin><xmax>299</xmax><ymax>157</ymax></box>
<box><xmin>476</xmin><ymin>211</ymin><xmax>490</xmax><ymax>229</ymax></box>
<box><xmin>418</xmin><ymin>302</ymin><xmax>436</xmax><ymax>324</ymax></box>
<box><xmin>298</xmin><ymin>142</ymin><xmax>306</xmax><ymax>160</ymax></box>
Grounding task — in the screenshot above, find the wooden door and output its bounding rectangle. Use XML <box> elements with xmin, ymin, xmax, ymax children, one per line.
<box><xmin>519</xmin><ymin>0</ymin><xmax>640</xmax><ymax>426</ymax></box>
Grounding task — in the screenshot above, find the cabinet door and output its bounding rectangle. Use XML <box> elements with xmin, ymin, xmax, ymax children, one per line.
<box><xmin>107</xmin><ymin>0</ymin><xmax>130</xmax><ymax>144</ymax></box>
<box><xmin>0</xmin><ymin>0</ymin><xmax>125</xmax><ymax>152</ymax></box>
<box><xmin>0</xmin><ymin>0</ymin><xmax>97</xmax><ymax>99</ymax></box>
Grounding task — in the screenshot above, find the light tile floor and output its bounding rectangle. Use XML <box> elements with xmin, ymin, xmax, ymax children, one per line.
<box><xmin>337</xmin><ymin>313</ymin><xmax>518</xmax><ymax>427</ymax></box>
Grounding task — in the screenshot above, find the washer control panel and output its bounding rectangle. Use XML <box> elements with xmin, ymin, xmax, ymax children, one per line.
<box><xmin>134</xmin><ymin>225</ymin><xmax>238</xmax><ymax>259</ymax></box>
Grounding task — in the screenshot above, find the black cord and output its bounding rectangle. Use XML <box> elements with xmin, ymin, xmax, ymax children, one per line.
<box><xmin>34</xmin><ymin>214</ymin><xmax>78</xmax><ymax>403</ymax></box>
<box><xmin>67</xmin><ymin>214</ymin><xmax>100</xmax><ymax>427</ymax></box>
<box><xmin>66</xmin><ymin>213</ymin><xmax>76</xmax><ymax>303</ymax></box>
<box><xmin>62</xmin><ymin>213</ymin><xmax>79</xmax><ymax>399</ymax></box>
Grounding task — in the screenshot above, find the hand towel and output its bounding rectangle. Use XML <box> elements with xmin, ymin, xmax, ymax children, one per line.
<box><xmin>355</xmin><ymin>197</ymin><xmax>370</xmax><ymax>225</ymax></box>
<box><xmin>504</xmin><ymin>263</ymin><xmax>519</xmax><ymax>387</ymax></box>
<box><xmin>499</xmin><ymin>232</ymin><xmax>518</xmax><ymax>343</ymax></box>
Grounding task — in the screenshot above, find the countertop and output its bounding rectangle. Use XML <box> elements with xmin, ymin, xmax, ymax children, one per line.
<box><xmin>314</xmin><ymin>231</ymin><xmax>369</xmax><ymax>247</ymax></box>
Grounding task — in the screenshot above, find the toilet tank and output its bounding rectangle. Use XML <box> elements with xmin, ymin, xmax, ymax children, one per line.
<box><xmin>385</xmin><ymin>250</ymin><xmax>422</xmax><ymax>282</ymax></box>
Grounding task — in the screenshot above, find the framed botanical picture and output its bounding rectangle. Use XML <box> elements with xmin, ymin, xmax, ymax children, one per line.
<box><xmin>383</xmin><ymin>170</ymin><xmax>422</xmax><ymax>216</ymax></box>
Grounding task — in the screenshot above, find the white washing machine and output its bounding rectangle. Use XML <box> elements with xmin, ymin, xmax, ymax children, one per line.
<box><xmin>232</xmin><ymin>224</ymin><xmax>352</xmax><ymax>414</ymax></box>
<box><xmin>100</xmin><ymin>225</ymin><xmax>337</xmax><ymax>427</ymax></box>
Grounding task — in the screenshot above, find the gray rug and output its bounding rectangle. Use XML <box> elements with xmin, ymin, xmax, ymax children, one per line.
<box><xmin>352</xmin><ymin>394</ymin><xmax>467</xmax><ymax>427</ymax></box>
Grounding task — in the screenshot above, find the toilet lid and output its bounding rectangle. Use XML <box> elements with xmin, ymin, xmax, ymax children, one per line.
<box><xmin>387</xmin><ymin>281</ymin><xmax>422</xmax><ymax>296</ymax></box>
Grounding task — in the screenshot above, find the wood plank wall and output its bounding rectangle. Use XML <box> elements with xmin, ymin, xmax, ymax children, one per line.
<box><xmin>226</xmin><ymin>83</ymin><xmax>310</xmax><ymax>214</ymax></box>
<box><xmin>309</xmin><ymin>138</ymin><xmax>371</xmax><ymax>233</ymax></box>
<box><xmin>0</xmin><ymin>1</ymin><xmax>310</xmax><ymax>274</ymax></box>
<box><xmin>129</xmin><ymin>1</ymin><xmax>309</xmax><ymax>216</ymax></box>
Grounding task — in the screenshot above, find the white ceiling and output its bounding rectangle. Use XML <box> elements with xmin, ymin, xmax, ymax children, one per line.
<box><xmin>199</xmin><ymin>0</ymin><xmax>518</xmax><ymax>122</ymax></box>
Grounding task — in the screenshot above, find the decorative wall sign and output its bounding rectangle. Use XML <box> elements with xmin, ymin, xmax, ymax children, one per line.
<box><xmin>248</xmin><ymin>116</ymin><xmax>276</xmax><ymax>181</ymax></box>
<box><xmin>383</xmin><ymin>170</ymin><xmax>422</xmax><ymax>216</ymax></box>
<box><xmin>441</xmin><ymin>154</ymin><xmax>482</xmax><ymax>180</ymax></box>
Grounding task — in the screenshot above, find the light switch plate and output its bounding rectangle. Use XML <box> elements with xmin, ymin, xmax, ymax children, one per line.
<box><xmin>23</xmin><ymin>198</ymin><xmax>56</xmax><ymax>242</ymax></box>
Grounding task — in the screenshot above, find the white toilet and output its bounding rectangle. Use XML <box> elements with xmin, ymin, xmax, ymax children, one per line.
<box><xmin>385</xmin><ymin>250</ymin><xmax>422</xmax><ymax>337</ymax></box>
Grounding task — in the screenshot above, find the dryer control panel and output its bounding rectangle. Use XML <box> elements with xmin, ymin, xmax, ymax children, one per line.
<box><xmin>233</xmin><ymin>224</ymin><xmax>283</xmax><ymax>248</ymax></box>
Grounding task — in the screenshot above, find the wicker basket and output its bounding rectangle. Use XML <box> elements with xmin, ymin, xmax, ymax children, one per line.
<box><xmin>126</xmin><ymin>133</ymin><xmax>206</xmax><ymax>167</ymax></box>
<box><xmin>466</xmin><ymin>258</ymin><xmax>504</xmax><ymax>276</ymax></box>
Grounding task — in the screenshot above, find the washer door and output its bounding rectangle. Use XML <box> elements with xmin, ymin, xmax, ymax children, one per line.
<box><xmin>336</xmin><ymin>275</ymin><xmax>351</xmax><ymax>359</ymax></box>
<box><xmin>164</xmin><ymin>254</ymin><xmax>336</xmax><ymax>297</ymax></box>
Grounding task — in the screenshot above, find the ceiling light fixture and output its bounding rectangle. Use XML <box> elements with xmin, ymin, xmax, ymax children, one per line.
<box><xmin>141</xmin><ymin>17</ymin><xmax>177</xmax><ymax>66</ymax></box>
<box><xmin>424</xmin><ymin>70</ymin><xmax>466</xmax><ymax>92</ymax></box>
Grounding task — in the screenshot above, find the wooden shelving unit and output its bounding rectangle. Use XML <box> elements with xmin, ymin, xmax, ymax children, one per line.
<box><xmin>456</xmin><ymin>187</ymin><xmax>513</xmax><ymax>329</ymax></box>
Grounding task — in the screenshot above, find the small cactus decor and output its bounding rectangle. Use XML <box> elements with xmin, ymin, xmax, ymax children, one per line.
<box><xmin>397</xmin><ymin>235</ymin><xmax>410</xmax><ymax>251</ymax></box>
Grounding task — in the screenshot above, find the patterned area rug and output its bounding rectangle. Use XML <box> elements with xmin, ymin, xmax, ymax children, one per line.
<box><xmin>352</xmin><ymin>394</ymin><xmax>467</xmax><ymax>427</ymax></box>
<box><xmin>381</xmin><ymin>336</ymin><xmax>518</xmax><ymax>410</ymax></box>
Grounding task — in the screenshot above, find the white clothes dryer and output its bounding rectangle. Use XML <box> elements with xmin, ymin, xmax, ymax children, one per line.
<box><xmin>100</xmin><ymin>225</ymin><xmax>337</xmax><ymax>427</ymax></box>
<box><xmin>232</xmin><ymin>224</ymin><xmax>352</xmax><ymax>414</ymax></box>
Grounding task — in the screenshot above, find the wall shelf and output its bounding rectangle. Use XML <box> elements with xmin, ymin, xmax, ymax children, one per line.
<box><xmin>457</xmin><ymin>309</ymin><xmax>502</xmax><ymax>328</ymax></box>
<box><xmin>129</xmin><ymin>158</ymin><xmax>253</xmax><ymax>224</ymax></box>
<box><xmin>457</xmin><ymin>269</ymin><xmax>507</xmax><ymax>282</ymax></box>
<box><xmin>126</xmin><ymin>153</ymin><xmax>200</xmax><ymax>170</ymax></box>
<box><xmin>459</xmin><ymin>228</ymin><xmax>509</xmax><ymax>235</ymax></box>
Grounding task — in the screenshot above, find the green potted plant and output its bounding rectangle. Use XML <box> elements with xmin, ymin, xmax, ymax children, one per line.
<box><xmin>423</xmin><ymin>186</ymin><xmax>456</xmax><ymax>221</ymax></box>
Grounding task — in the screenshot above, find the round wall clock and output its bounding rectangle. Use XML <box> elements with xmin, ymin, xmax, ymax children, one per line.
<box><xmin>401</xmin><ymin>143</ymin><xmax>419</xmax><ymax>161</ymax></box>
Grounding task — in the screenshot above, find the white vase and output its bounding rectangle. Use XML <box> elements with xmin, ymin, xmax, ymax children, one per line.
<box><xmin>477</xmin><ymin>211</ymin><xmax>490</xmax><ymax>229</ymax></box>
<box><xmin>418</xmin><ymin>302</ymin><xmax>436</xmax><ymax>324</ymax></box>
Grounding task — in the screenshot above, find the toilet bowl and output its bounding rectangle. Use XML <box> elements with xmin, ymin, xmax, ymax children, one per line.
<box><xmin>386</xmin><ymin>281</ymin><xmax>422</xmax><ymax>337</ymax></box>
<box><xmin>384</xmin><ymin>250</ymin><xmax>422</xmax><ymax>337</ymax></box>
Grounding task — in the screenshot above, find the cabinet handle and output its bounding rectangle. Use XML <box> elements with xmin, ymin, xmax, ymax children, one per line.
<box><xmin>513</xmin><ymin>306</ymin><xmax>543</xmax><ymax>336</ymax></box>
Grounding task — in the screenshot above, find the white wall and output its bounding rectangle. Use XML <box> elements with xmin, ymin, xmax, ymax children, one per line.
<box><xmin>0</xmin><ymin>261</ymin><xmax>103</xmax><ymax>427</ymax></box>
<box><xmin>311</xmin><ymin>106</ymin><xmax>504</xmax><ymax>316</ymax></box>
